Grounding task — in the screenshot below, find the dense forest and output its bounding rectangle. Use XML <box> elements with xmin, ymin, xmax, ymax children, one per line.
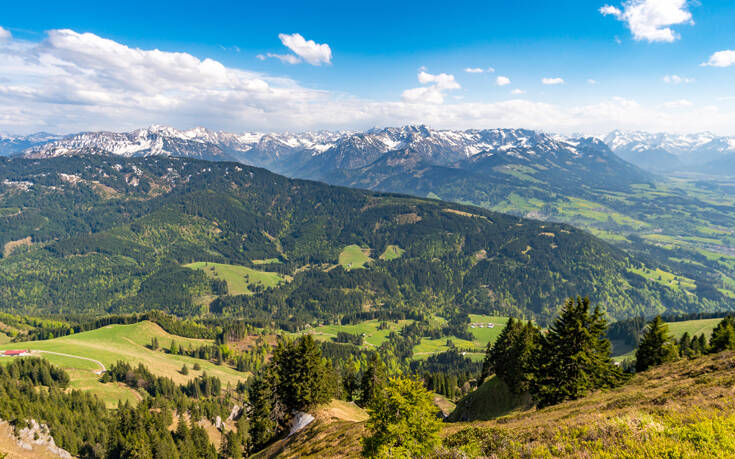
<box><xmin>0</xmin><ymin>155</ymin><xmax>728</xmax><ymax>328</ymax></box>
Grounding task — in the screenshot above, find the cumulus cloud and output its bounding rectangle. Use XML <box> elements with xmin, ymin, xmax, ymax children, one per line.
<box><xmin>496</xmin><ymin>76</ymin><xmax>511</xmax><ymax>86</ymax></box>
<box><xmin>702</xmin><ymin>50</ymin><xmax>735</xmax><ymax>68</ymax></box>
<box><xmin>600</xmin><ymin>0</ymin><xmax>694</xmax><ymax>43</ymax></box>
<box><xmin>464</xmin><ymin>67</ymin><xmax>494</xmax><ymax>74</ymax></box>
<box><xmin>0</xmin><ymin>26</ymin><xmax>10</xmax><ymax>41</ymax></box>
<box><xmin>663</xmin><ymin>74</ymin><xmax>694</xmax><ymax>84</ymax></box>
<box><xmin>1</xmin><ymin>28</ymin><xmax>734</xmax><ymax>136</ymax></box>
<box><xmin>402</xmin><ymin>71</ymin><xmax>460</xmax><ymax>104</ymax></box>
<box><xmin>278</xmin><ymin>33</ymin><xmax>331</xmax><ymax>65</ymax></box>
<box><xmin>542</xmin><ymin>77</ymin><xmax>564</xmax><ymax>85</ymax></box>
<box><xmin>511</xmin><ymin>89</ymin><xmax>526</xmax><ymax>95</ymax></box>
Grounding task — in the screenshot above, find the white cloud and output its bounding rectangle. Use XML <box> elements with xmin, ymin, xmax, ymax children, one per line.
<box><xmin>464</xmin><ymin>67</ymin><xmax>494</xmax><ymax>74</ymax></box>
<box><xmin>278</xmin><ymin>33</ymin><xmax>331</xmax><ymax>66</ymax></box>
<box><xmin>402</xmin><ymin>71</ymin><xmax>460</xmax><ymax>104</ymax></box>
<box><xmin>587</xmin><ymin>79</ymin><xmax>598</xmax><ymax>85</ymax></box>
<box><xmin>542</xmin><ymin>77</ymin><xmax>564</xmax><ymax>85</ymax></box>
<box><xmin>702</xmin><ymin>50</ymin><xmax>735</xmax><ymax>68</ymax></box>
<box><xmin>600</xmin><ymin>0</ymin><xmax>694</xmax><ymax>43</ymax></box>
<box><xmin>263</xmin><ymin>53</ymin><xmax>302</xmax><ymax>65</ymax></box>
<box><xmin>496</xmin><ymin>76</ymin><xmax>511</xmax><ymax>86</ymax></box>
<box><xmin>0</xmin><ymin>26</ymin><xmax>10</xmax><ymax>42</ymax></box>
<box><xmin>511</xmin><ymin>89</ymin><xmax>526</xmax><ymax>95</ymax></box>
<box><xmin>1</xmin><ymin>28</ymin><xmax>735</xmax><ymax>136</ymax></box>
<box><xmin>663</xmin><ymin>74</ymin><xmax>694</xmax><ymax>84</ymax></box>
<box><xmin>662</xmin><ymin>99</ymin><xmax>693</xmax><ymax>108</ymax></box>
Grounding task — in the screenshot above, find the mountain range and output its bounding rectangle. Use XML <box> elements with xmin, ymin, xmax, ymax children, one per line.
<box><xmin>0</xmin><ymin>154</ymin><xmax>703</xmax><ymax>326</ymax></box>
<box><xmin>604</xmin><ymin>130</ymin><xmax>735</xmax><ymax>173</ymax></box>
<box><xmin>8</xmin><ymin>125</ymin><xmax>735</xmax><ymax>176</ymax></box>
<box><xmin>4</xmin><ymin>125</ymin><xmax>735</xmax><ymax>308</ymax></box>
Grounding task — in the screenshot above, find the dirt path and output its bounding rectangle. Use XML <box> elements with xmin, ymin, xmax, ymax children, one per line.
<box><xmin>35</xmin><ymin>350</ymin><xmax>106</xmax><ymax>374</ymax></box>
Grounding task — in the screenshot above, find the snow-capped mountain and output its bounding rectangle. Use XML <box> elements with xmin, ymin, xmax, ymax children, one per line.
<box><xmin>604</xmin><ymin>130</ymin><xmax>735</xmax><ymax>172</ymax></box>
<box><xmin>23</xmin><ymin>125</ymin><xmax>345</xmax><ymax>165</ymax></box>
<box><xmin>0</xmin><ymin>132</ymin><xmax>63</xmax><ymax>156</ymax></box>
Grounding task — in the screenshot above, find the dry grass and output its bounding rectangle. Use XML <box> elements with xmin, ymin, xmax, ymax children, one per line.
<box><xmin>255</xmin><ymin>352</ymin><xmax>735</xmax><ymax>458</ymax></box>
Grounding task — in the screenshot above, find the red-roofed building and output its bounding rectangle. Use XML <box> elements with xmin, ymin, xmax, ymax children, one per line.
<box><xmin>1</xmin><ymin>350</ymin><xmax>30</xmax><ymax>357</ymax></box>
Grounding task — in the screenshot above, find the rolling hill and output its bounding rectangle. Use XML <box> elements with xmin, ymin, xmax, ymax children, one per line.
<box><xmin>9</xmin><ymin>125</ymin><xmax>735</xmax><ymax>311</ymax></box>
<box><xmin>0</xmin><ymin>155</ymin><xmax>724</xmax><ymax>327</ymax></box>
<box><xmin>0</xmin><ymin>321</ymin><xmax>247</xmax><ymax>407</ymax></box>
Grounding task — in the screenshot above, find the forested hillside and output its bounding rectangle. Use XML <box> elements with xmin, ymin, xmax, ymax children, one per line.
<box><xmin>0</xmin><ymin>156</ymin><xmax>727</xmax><ymax>326</ymax></box>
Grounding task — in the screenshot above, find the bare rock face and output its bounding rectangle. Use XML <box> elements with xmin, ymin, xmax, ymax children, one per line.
<box><xmin>0</xmin><ymin>418</ymin><xmax>72</xmax><ymax>459</ymax></box>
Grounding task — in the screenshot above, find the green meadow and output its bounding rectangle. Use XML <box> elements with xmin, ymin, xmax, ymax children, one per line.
<box><xmin>0</xmin><ymin>321</ymin><xmax>249</xmax><ymax>407</ymax></box>
<box><xmin>185</xmin><ymin>261</ymin><xmax>289</xmax><ymax>295</ymax></box>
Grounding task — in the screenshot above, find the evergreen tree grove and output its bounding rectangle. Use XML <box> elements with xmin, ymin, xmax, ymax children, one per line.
<box><xmin>530</xmin><ymin>297</ymin><xmax>624</xmax><ymax>408</ymax></box>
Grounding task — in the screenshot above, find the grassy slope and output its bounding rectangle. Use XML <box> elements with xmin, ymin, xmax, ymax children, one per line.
<box><xmin>289</xmin><ymin>320</ymin><xmax>413</xmax><ymax>348</ymax></box>
<box><xmin>256</xmin><ymin>352</ymin><xmax>735</xmax><ymax>458</ymax></box>
<box><xmin>338</xmin><ymin>245</ymin><xmax>372</xmax><ymax>270</ymax></box>
<box><xmin>0</xmin><ymin>321</ymin><xmax>248</xmax><ymax>407</ymax></box>
<box><xmin>447</xmin><ymin>375</ymin><xmax>532</xmax><ymax>422</ymax></box>
<box><xmin>613</xmin><ymin>317</ymin><xmax>722</xmax><ymax>361</ymax></box>
<box><xmin>378</xmin><ymin>245</ymin><xmax>405</xmax><ymax>261</ymax></box>
<box><xmin>185</xmin><ymin>261</ymin><xmax>288</xmax><ymax>295</ymax></box>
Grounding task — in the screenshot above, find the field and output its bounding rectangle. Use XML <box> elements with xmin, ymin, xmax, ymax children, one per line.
<box><xmin>0</xmin><ymin>321</ymin><xmax>249</xmax><ymax>407</ymax></box>
<box><xmin>379</xmin><ymin>245</ymin><xmax>405</xmax><ymax>261</ymax></box>
<box><xmin>612</xmin><ymin>317</ymin><xmax>722</xmax><ymax>361</ymax></box>
<box><xmin>338</xmin><ymin>245</ymin><xmax>372</xmax><ymax>270</ymax></box>
<box><xmin>185</xmin><ymin>261</ymin><xmax>289</xmax><ymax>295</ymax></box>
<box><xmin>290</xmin><ymin>319</ymin><xmax>413</xmax><ymax>347</ymax></box>
<box><xmin>468</xmin><ymin>315</ymin><xmax>509</xmax><ymax>344</ymax></box>
<box><xmin>292</xmin><ymin>315</ymin><xmax>508</xmax><ymax>360</ymax></box>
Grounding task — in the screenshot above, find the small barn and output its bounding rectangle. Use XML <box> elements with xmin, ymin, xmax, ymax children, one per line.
<box><xmin>1</xmin><ymin>350</ymin><xmax>31</xmax><ymax>357</ymax></box>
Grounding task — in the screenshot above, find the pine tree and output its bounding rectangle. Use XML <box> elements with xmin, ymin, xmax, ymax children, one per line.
<box><xmin>360</xmin><ymin>353</ymin><xmax>386</xmax><ymax>408</ymax></box>
<box><xmin>530</xmin><ymin>297</ymin><xmax>624</xmax><ymax>408</ymax></box>
<box><xmin>635</xmin><ymin>316</ymin><xmax>679</xmax><ymax>372</ymax></box>
<box><xmin>247</xmin><ymin>375</ymin><xmax>278</xmax><ymax>451</ymax></box>
<box><xmin>361</xmin><ymin>377</ymin><xmax>442</xmax><ymax>458</ymax></box>
<box><xmin>709</xmin><ymin>316</ymin><xmax>735</xmax><ymax>353</ymax></box>
<box><xmin>483</xmin><ymin>318</ymin><xmax>540</xmax><ymax>393</ymax></box>
<box><xmin>181</xmin><ymin>364</ymin><xmax>189</xmax><ymax>376</ymax></box>
<box><xmin>679</xmin><ymin>332</ymin><xmax>692</xmax><ymax>358</ymax></box>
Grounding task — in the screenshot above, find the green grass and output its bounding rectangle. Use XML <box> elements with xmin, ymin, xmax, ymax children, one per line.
<box><xmin>252</xmin><ymin>258</ymin><xmax>282</xmax><ymax>265</ymax></box>
<box><xmin>290</xmin><ymin>320</ymin><xmax>412</xmax><ymax>348</ymax></box>
<box><xmin>667</xmin><ymin>318</ymin><xmax>721</xmax><ymax>339</ymax></box>
<box><xmin>379</xmin><ymin>245</ymin><xmax>405</xmax><ymax>261</ymax></box>
<box><xmin>185</xmin><ymin>261</ymin><xmax>289</xmax><ymax>295</ymax></box>
<box><xmin>468</xmin><ymin>315</ymin><xmax>509</xmax><ymax>345</ymax></box>
<box><xmin>338</xmin><ymin>245</ymin><xmax>372</xmax><ymax>270</ymax></box>
<box><xmin>447</xmin><ymin>375</ymin><xmax>532</xmax><ymax>422</ymax></box>
<box><xmin>613</xmin><ymin>317</ymin><xmax>722</xmax><ymax>361</ymax></box>
<box><xmin>629</xmin><ymin>266</ymin><xmax>696</xmax><ymax>292</ymax></box>
<box><xmin>0</xmin><ymin>321</ymin><xmax>249</xmax><ymax>407</ymax></box>
<box><xmin>0</xmin><ymin>207</ymin><xmax>20</xmax><ymax>217</ymax></box>
<box><xmin>413</xmin><ymin>336</ymin><xmax>477</xmax><ymax>356</ymax></box>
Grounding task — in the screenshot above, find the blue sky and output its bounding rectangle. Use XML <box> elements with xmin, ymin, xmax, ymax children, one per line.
<box><xmin>1</xmin><ymin>0</ymin><xmax>734</xmax><ymax>135</ymax></box>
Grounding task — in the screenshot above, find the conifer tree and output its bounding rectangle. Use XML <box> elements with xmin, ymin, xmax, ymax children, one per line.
<box><xmin>635</xmin><ymin>316</ymin><xmax>679</xmax><ymax>372</ymax></box>
<box><xmin>360</xmin><ymin>353</ymin><xmax>387</xmax><ymax>408</ymax></box>
<box><xmin>530</xmin><ymin>297</ymin><xmax>624</xmax><ymax>408</ymax></box>
<box><xmin>709</xmin><ymin>316</ymin><xmax>735</xmax><ymax>353</ymax></box>
<box><xmin>482</xmin><ymin>318</ymin><xmax>540</xmax><ymax>393</ymax></box>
